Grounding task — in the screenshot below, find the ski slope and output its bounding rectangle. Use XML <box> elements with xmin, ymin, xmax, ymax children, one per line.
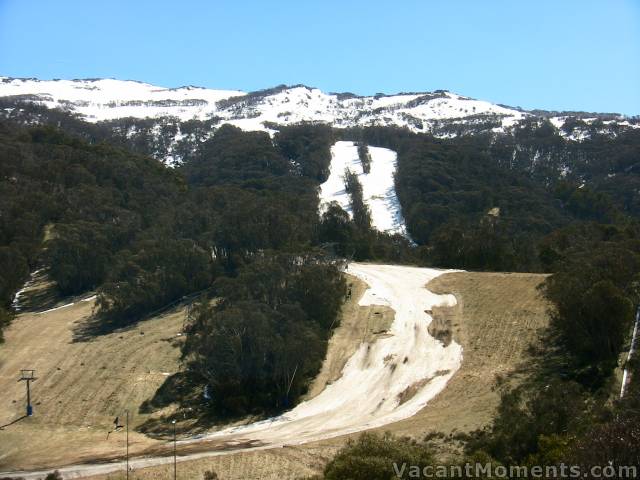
<box><xmin>319</xmin><ymin>141</ymin><xmax>409</xmax><ymax>237</ymax></box>
<box><xmin>0</xmin><ymin>263</ymin><xmax>462</xmax><ymax>479</ymax></box>
<box><xmin>190</xmin><ymin>263</ymin><xmax>462</xmax><ymax>445</ymax></box>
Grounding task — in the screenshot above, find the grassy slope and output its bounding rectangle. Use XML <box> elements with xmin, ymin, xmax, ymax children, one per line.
<box><xmin>0</xmin><ymin>279</ymin><xmax>185</xmax><ymax>470</ymax></box>
<box><xmin>378</xmin><ymin>271</ymin><xmax>550</xmax><ymax>456</ymax></box>
<box><xmin>81</xmin><ymin>270</ymin><xmax>551</xmax><ymax>480</ymax></box>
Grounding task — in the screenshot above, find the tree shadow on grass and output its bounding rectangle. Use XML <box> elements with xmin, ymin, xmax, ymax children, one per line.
<box><xmin>71</xmin><ymin>294</ymin><xmax>195</xmax><ymax>343</ymax></box>
<box><xmin>135</xmin><ymin>371</ymin><xmax>263</xmax><ymax>440</ymax></box>
<box><xmin>136</xmin><ymin>371</ymin><xmax>214</xmax><ymax>438</ymax></box>
<box><xmin>70</xmin><ymin>312</ymin><xmax>140</xmax><ymax>342</ymax></box>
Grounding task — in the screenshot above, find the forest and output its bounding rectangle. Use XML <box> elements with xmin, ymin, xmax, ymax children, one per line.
<box><xmin>0</xmin><ymin>102</ymin><xmax>639</xmax><ymax>460</ymax></box>
<box><xmin>0</xmin><ymin>117</ymin><xmax>353</xmax><ymax>414</ymax></box>
<box><xmin>309</xmin><ymin>124</ymin><xmax>640</xmax><ymax>478</ymax></box>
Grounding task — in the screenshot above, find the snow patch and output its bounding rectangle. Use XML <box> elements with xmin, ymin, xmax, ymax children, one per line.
<box><xmin>11</xmin><ymin>268</ymin><xmax>44</xmax><ymax>311</ymax></box>
<box><xmin>319</xmin><ymin>141</ymin><xmax>409</xmax><ymax>237</ymax></box>
<box><xmin>186</xmin><ymin>262</ymin><xmax>462</xmax><ymax>447</ymax></box>
<box><xmin>0</xmin><ymin>77</ymin><xmax>526</xmax><ymax>137</ymax></box>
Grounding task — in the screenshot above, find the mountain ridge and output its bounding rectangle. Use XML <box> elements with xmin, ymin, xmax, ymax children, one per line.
<box><xmin>2</xmin><ymin>75</ymin><xmax>639</xmax><ymax>167</ymax></box>
<box><xmin>0</xmin><ymin>76</ymin><xmax>553</xmax><ymax>132</ymax></box>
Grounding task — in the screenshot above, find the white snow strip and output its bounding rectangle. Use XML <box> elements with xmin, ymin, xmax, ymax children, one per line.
<box><xmin>36</xmin><ymin>301</ymin><xmax>76</xmax><ymax>314</ymax></box>
<box><xmin>319</xmin><ymin>141</ymin><xmax>359</xmax><ymax>215</ymax></box>
<box><xmin>0</xmin><ymin>264</ymin><xmax>463</xmax><ymax>479</ymax></box>
<box><xmin>620</xmin><ymin>307</ymin><xmax>640</xmax><ymax>398</ymax></box>
<box><xmin>185</xmin><ymin>262</ymin><xmax>462</xmax><ymax>446</ymax></box>
<box><xmin>364</xmin><ymin>146</ymin><xmax>409</xmax><ymax>236</ymax></box>
<box><xmin>11</xmin><ymin>268</ymin><xmax>43</xmax><ymax>311</ymax></box>
<box><xmin>319</xmin><ymin>141</ymin><xmax>409</xmax><ymax>237</ymax></box>
<box><xmin>34</xmin><ymin>294</ymin><xmax>95</xmax><ymax>315</ymax></box>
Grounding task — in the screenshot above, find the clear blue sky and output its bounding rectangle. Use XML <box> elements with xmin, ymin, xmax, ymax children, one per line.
<box><xmin>1</xmin><ymin>0</ymin><xmax>639</xmax><ymax>114</ymax></box>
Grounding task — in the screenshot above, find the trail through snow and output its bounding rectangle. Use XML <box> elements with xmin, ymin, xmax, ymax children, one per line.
<box><xmin>1</xmin><ymin>263</ymin><xmax>462</xmax><ymax>479</ymax></box>
<box><xmin>319</xmin><ymin>141</ymin><xmax>409</xmax><ymax>237</ymax></box>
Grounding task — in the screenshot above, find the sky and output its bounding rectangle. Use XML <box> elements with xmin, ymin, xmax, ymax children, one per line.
<box><xmin>0</xmin><ymin>0</ymin><xmax>639</xmax><ymax>114</ymax></box>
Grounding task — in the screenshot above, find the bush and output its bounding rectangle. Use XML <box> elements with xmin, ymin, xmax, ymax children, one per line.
<box><xmin>321</xmin><ymin>433</ymin><xmax>434</xmax><ymax>480</ymax></box>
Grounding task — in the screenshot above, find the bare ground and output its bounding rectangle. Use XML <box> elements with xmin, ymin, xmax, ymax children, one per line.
<box><xmin>0</xmin><ymin>296</ymin><xmax>186</xmax><ymax>470</ymax></box>
<box><xmin>0</xmin><ymin>269</ymin><xmax>550</xmax><ymax>478</ymax></box>
<box><xmin>81</xmin><ymin>270</ymin><xmax>551</xmax><ymax>480</ymax></box>
<box><xmin>305</xmin><ymin>274</ymin><xmax>394</xmax><ymax>400</ymax></box>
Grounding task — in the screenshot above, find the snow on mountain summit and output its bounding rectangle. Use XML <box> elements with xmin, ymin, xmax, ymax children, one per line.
<box><xmin>0</xmin><ymin>76</ymin><xmax>526</xmax><ymax>134</ymax></box>
<box><xmin>0</xmin><ymin>77</ymin><xmax>244</xmax><ymax>122</ymax></box>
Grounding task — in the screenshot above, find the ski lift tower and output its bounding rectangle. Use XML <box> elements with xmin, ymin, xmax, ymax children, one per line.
<box><xmin>18</xmin><ymin>369</ymin><xmax>37</xmax><ymax>416</ymax></box>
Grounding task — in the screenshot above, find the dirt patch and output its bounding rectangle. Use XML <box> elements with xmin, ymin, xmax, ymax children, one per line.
<box><xmin>0</xmin><ymin>292</ymin><xmax>186</xmax><ymax>470</ymax></box>
<box><xmin>427</xmin><ymin>305</ymin><xmax>454</xmax><ymax>346</ymax></box>
<box><xmin>304</xmin><ymin>274</ymin><xmax>394</xmax><ymax>400</ymax></box>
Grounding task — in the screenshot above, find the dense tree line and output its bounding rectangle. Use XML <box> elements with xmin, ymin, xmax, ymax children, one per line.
<box><xmin>391</xmin><ymin>134</ymin><xmax>571</xmax><ymax>270</ymax></box>
<box><xmin>181</xmin><ymin>253</ymin><xmax>346</xmax><ymax>415</ymax></box>
<box><xmin>1</xmin><ymin>102</ymin><xmax>638</xmax><ymax>435</ymax></box>
<box><xmin>97</xmin><ymin>238</ymin><xmax>214</xmax><ymax>324</ymax></box>
<box><xmin>0</xmin><ymin>97</ymin><xmax>221</xmax><ymax>165</ymax></box>
<box><xmin>317</xmin><ymin>201</ymin><xmax>414</xmax><ymax>262</ymax></box>
<box><xmin>343</xmin><ymin>169</ymin><xmax>372</xmax><ymax>231</ymax></box>
<box><xmin>0</xmin><ymin>120</ymin><xmax>184</xmax><ymax>339</ymax></box>
<box><xmin>356</xmin><ymin>142</ymin><xmax>371</xmax><ymax>174</ymax></box>
<box><xmin>274</xmin><ymin>123</ymin><xmax>334</xmax><ymax>181</ymax></box>
<box><xmin>541</xmin><ymin>221</ymin><xmax>640</xmax><ymax>386</ymax></box>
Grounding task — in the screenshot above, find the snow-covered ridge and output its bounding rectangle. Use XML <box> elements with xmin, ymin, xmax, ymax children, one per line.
<box><xmin>0</xmin><ymin>76</ymin><xmax>526</xmax><ymax>133</ymax></box>
<box><xmin>0</xmin><ymin>77</ymin><xmax>244</xmax><ymax>122</ymax></box>
<box><xmin>320</xmin><ymin>141</ymin><xmax>409</xmax><ymax>238</ymax></box>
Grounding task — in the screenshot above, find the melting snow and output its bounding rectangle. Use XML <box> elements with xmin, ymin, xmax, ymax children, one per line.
<box><xmin>319</xmin><ymin>141</ymin><xmax>409</xmax><ymax>237</ymax></box>
<box><xmin>185</xmin><ymin>262</ymin><xmax>462</xmax><ymax>447</ymax></box>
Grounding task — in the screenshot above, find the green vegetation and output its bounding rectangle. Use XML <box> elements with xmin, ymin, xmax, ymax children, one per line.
<box><xmin>357</xmin><ymin>142</ymin><xmax>372</xmax><ymax>174</ymax></box>
<box><xmin>182</xmin><ymin>253</ymin><xmax>346</xmax><ymax>416</ymax></box>
<box><xmin>1</xmin><ymin>101</ymin><xmax>639</xmax><ymax>444</ymax></box>
<box><xmin>344</xmin><ymin>168</ymin><xmax>372</xmax><ymax>231</ymax></box>
<box><xmin>0</xmin><ymin>116</ymin><xmax>348</xmax><ymax>415</ymax></box>
<box><xmin>97</xmin><ymin>238</ymin><xmax>213</xmax><ymax>325</ymax></box>
<box><xmin>0</xmin><ymin>120</ymin><xmax>184</xmax><ymax>339</ymax></box>
<box><xmin>541</xmin><ymin>222</ymin><xmax>640</xmax><ymax>386</ymax></box>
<box><xmin>274</xmin><ymin>123</ymin><xmax>334</xmax><ymax>181</ymax></box>
<box><xmin>311</xmin><ymin>433</ymin><xmax>434</xmax><ymax>480</ymax></box>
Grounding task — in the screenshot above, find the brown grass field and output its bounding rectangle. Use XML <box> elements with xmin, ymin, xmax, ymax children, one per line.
<box><xmin>0</xmin><ymin>270</ymin><xmax>551</xmax><ymax>479</ymax></box>
<box><xmin>0</xmin><ymin>284</ymin><xmax>185</xmax><ymax>470</ymax></box>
